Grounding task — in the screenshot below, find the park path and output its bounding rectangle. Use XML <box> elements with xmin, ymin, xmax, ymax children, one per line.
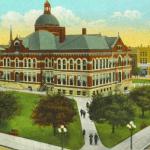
<box><xmin>74</xmin><ymin>97</ymin><xmax>108</xmax><ymax>150</ymax></box>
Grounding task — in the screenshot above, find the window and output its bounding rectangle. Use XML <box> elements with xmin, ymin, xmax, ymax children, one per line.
<box><xmin>70</xmin><ymin>59</ymin><xmax>74</xmax><ymax>70</ymax></box>
<box><xmin>118</xmin><ymin>57</ymin><xmax>122</xmax><ymax>66</ymax></box>
<box><xmin>28</xmin><ymin>59</ymin><xmax>31</xmax><ymax>68</ymax></box>
<box><xmin>82</xmin><ymin>76</ymin><xmax>87</xmax><ymax>86</ymax></box>
<box><xmin>63</xmin><ymin>59</ymin><xmax>66</xmax><ymax>69</ymax></box>
<box><xmin>58</xmin><ymin>89</ymin><xmax>61</xmax><ymax>94</ymax></box>
<box><xmin>106</xmin><ymin>59</ymin><xmax>109</xmax><ymax>68</ymax></box>
<box><xmin>3</xmin><ymin>58</ymin><xmax>6</xmax><ymax>67</ymax></box>
<box><xmin>77</xmin><ymin>60</ymin><xmax>81</xmax><ymax>70</ymax></box>
<box><xmin>83</xmin><ymin>91</ymin><xmax>86</xmax><ymax>96</ymax></box>
<box><xmin>57</xmin><ymin>75</ymin><xmax>61</xmax><ymax>84</ymax></box>
<box><xmin>96</xmin><ymin>59</ymin><xmax>98</xmax><ymax>69</ymax></box>
<box><xmin>15</xmin><ymin>58</ymin><xmax>19</xmax><ymax>68</ymax></box>
<box><xmin>24</xmin><ymin>59</ymin><xmax>27</xmax><ymax>67</ymax></box>
<box><xmin>100</xmin><ymin>59</ymin><xmax>102</xmax><ymax>69</ymax></box>
<box><xmin>103</xmin><ymin>59</ymin><xmax>105</xmax><ymax>68</ymax></box>
<box><xmin>77</xmin><ymin>91</ymin><xmax>81</xmax><ymax>95</ymax></box>
<box><xmin>58</xmin><ymin>60</ymin><xmax>61</xmax><ymax>69</ymax></box>
<box><xmin>93</xmin><ymin>60</ymin><xmax>95</xmax><ymax>70</ymax></box>
<box><xmin>7</xmin><ymin>58</ymin><xmax>10</xmax><ymax>67</ymax></box>
<box><xmin>69</xmin><ymin>90</ymin><xmax>73</xmax><ymax>95</ymax></box>
<box><xmin>33</xmin><ymin>59</ymin><xmax>36</xmax><ymax>68</ymax></box>
<box><xmin>77</xmin><ymin>75</ymin><xmax>81</xmax><ymax>86</ymax></box>
<box><xmin>83</xmin><ymin>60</ymin><xmax>87</xmax><ymax>70</ymax></box>
<box><xmin>45</xmin><ymin>58</ymin><xmax>49</xmax><ymax>68</ymax></box>
<box><xmin>63</xmin><ymin>90</ymin><xmax>66</xmax><ymax>95</ymax></box>
<box><xmin>62</xmin><ymin>75</ymin><xmax>66</xmax><ymax>85</ymax></box>
<box><xmin>69</xmin><ymin>76</ymin><xmax>74</xmax><ymax>85</ymax></box>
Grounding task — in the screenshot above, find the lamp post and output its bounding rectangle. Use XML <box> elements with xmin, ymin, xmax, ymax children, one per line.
<box><xmin>58</xmin><ymin>125</ymin><xmax>67</xmax><ymax>150</ymax></box>
<box><xmin>126</xmin><ymin>121</ymin><xmax>136</xmax><ymax>150</ymax></box>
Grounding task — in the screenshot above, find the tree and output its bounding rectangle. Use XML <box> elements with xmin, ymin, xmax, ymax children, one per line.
<box><xmin>105</xmin><ymin>94</ymin><xmax>134</xmax><ymax>133</ymax></box>
<box><xmin>0</xmin><ymin>92</ymin><xmax>18</xmax><ymax>123</ymax></box>
<box><xmin>32</xmin><ymin>94</ymin><xmax>76</xmax><ymax>135</ymax></box>
<box><xmin>89</xmin><ymin>94</ymin><xmax>134</xmax><ymax>133</ymax></box>
<box><xmin>89</xmin><ymin>94</ymin><xmax>111</xmax><ymax>121</ymax></box>
<box><xmin>129</xmin><ymin>86</ymin><xmax>150</xmax><ymax>118</ymax></box>
<box><xmin>132</xmin><ymin>67</ymin><xmax>141</xmax><ymax>77</ymax></box>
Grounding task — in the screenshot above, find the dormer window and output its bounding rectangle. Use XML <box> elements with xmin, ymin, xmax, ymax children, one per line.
<box><xmin>14</xmin><ymin>40</ymin><xmax>20</xmax><ymax>51</ymax></box>
<box><xmin>117</xmin><ymin>45</ymin><xmax>122</xmax><ymax>49</ymax></box>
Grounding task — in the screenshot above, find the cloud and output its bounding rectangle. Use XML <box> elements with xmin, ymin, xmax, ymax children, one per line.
<box><xmin>112</xmin><ymin>10</ymin><xmax>141</xmax><ymax>20</ymax></box>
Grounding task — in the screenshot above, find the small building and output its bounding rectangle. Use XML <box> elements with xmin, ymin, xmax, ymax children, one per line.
<box><xmin>0</xmin><ymin>0</ymin><xmax>132</xmax><ymax>96</ymax></box>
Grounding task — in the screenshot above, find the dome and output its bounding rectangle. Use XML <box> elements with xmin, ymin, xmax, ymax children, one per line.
<box><xmin>35</xmin><ymin>14</ymin><xmax>59</xmax><ymax>26</ymax></box>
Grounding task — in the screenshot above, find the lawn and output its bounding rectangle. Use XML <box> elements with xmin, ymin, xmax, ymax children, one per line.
<box><xmin>132</xmin><ymin>79</ymin><xmax>150</xmax><ymax>83</ymax></box>
<box><xmin>95</xmin><ymin>106</ymin><xmax>150</xmax><ymax>148</ymax></box>
<box><xmin>0</xmin><ymin>92</ymin><xmax>84</xmax><ymax>150</ymax></box>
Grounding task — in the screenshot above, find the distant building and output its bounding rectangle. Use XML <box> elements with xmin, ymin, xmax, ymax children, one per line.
<box><xmin>131</xmin><ymin>46</ymin><xmax>150</xmax><ymax>77</ymax></box>
<box><xmin>0</xmin><ymin>0</ymin><xmax>132</xmax><ymax>96</ymax></box>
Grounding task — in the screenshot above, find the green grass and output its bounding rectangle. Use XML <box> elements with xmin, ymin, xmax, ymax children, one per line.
<box><xmin>0</xmin><ymin>92</ymin><xmax>84</xmax><ymax>150</ymax></box>
<box><xmin>95</xmin><ymin>106</ymin><xmax>150</xmax><ymax>148</ymax></box>
<box><xmin>132</xmin><ymin>79</ymin><xmax>150</xmax><ymax>83</ymax></box>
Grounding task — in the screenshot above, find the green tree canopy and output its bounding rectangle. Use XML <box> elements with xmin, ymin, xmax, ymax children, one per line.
<box><xmin>89</xmin><ymin>94</ymin><xmax>135</xmax><ymax>133</ymax></box>
<box><xmin>129</xmin><ymin>86</ymin><xmax>150</xmax><ymax>118</ymax></box>
<box><xmin>32</xmin><ymin>94</ymin><xmax>76</xmax><ymax>135</ymax></box>
<box><xmin>0</xmin><ymin>92</ymin><xmax>18</xmax><ymax>123</ymax></box>
<box><xmin>132</xmin><ymin>67</ymin><xmax>141</xmax><ymax>77</ymax></box>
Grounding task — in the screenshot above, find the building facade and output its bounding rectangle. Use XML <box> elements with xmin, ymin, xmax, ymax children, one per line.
<box><xmin>0</xmin><ymin>1</ymin><xmax>132</xmax><ymax>96</ymax></box>
<box><xmin>131</xmin><ymin>46</ymin><xmax>150</xmax><ymax>77</ymax></box>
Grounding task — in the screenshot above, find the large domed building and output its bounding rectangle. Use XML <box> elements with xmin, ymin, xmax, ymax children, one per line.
<box><xmin>0</xmin><ymin>0</ymin><xmax>132</xmax><ymax>96</ymax></box>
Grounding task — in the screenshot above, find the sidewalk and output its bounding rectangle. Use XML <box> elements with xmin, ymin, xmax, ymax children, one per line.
<box><xmin>0</xmin><ymin>132</ymin><xmax>69</xmax><ymax>150</ymax></box>
<box><xmin>74</xmin><ymin>97</ymin><xmax>108</xmax><ymax>150</ymax></box>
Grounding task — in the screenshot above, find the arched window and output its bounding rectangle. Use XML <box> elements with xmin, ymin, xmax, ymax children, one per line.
<box><xmin>106</xmin><ymin>59</ymin><xmax>109</xmax><ymax>68</ymax></box>
<box><xmin>15</xmin><ymin>58</ymin><xmax>19</xmax><ymax>68</ymax></box>
<box><xmin>96</xmin><ymin>59</ymin><xmax>98</xmax><ymax>69</ymax></box>
<box><xmin>33</xmin><ymin>59</ymin><xmax>36</xmax><ymax>68</ymax></box>
<box><xmin>93</xmin><ymin>59</ymin><xmax>95</xmax><ymax>70</ymax></box>
<box><xmin>45</xmin><ymin>58</ymin><xmax>49</xmax><ymax>68</ymax></box>
<box><xmin>62</xmin><ymin>75</ymin><xmax>66</xmax><ymax>85</ymax></box>
<box><xmin>63</xmin><ymin>59</ymin><xmax>66</xmax><ymax>69</ymax></box>
<box><xmin>24</xmin><ymin>59</ymin><xmax>27</xmax><ymax>67</ymax></box>
<box><xmin>69</xmin><ymin>59</ymin><xmax>74</xmax><ymax>70</ymax></box>
<box><xmin>58</xmin><ymin>60</ymin><xmax>61</xmax><ymax>69</ymax></box>
<box><xmin>103</xmin><ymin>59</ymin><xmax>105</xmax><ymax>68</ymax></box>
<box><xmin>100</xmin><ymin>59</ymin><xmax>102</xmax><ymax>69</ymax></box>
<box><xmin>69</xmin><ymin>76</ymin><xmax>74</xmax><ymax>85</ymax></box>
<box><xmin>118</xmin><ymin>57</ymin><xmax>122</xmax><ymax>66</ymax></box>
<box><xmin>3</xmin><ymin>58</ymin><xmax>6</xmax><ymax>67</ymax></box>
<box><xmin>7</xmin><ymin>58</ymin><xmax>10</xmax><ymax>67</ymax></box>
<box><xmin>82</xmin><ymin>76</ymin><xmax>87</xmax><ymax>86</ymax></box>
<box><xmin>28</xmin><ymin>59</ymin><xmax>31</xmax><ymax>68</ymax></box>
<box><xmin>77</xmin><ymin>60</ymin><xmax>81</xmax><ymax>70</ymax></box>
<box><xmin>83</xmin><ymin>60</ymin><xmax>87</xmax><ymax>70</ymax></box>
<box><xmin>57</xmin><ymin>75</ymin><xmax>61</xmax><ymax>84</ymax></box>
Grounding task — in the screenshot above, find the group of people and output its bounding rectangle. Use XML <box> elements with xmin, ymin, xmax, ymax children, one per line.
<box><xmin>81</xmin><ymin>102</ymin><xmax>99</xmax><ymax>145</ymax></box>
<box><xmin>80</xmin><ymin>109</ymin><xmax>86</xmax><ymax>118</ymax></box>
<box><xmin>82</xmin><ymin>129</ymin><xmax>99</xmax><ymax>145</ymax></box>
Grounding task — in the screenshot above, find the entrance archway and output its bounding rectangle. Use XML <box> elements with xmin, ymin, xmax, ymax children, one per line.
<box><xmin>15</xmin><ymin>72</ymin><xmax>20</xmax><ymax>82</ymax></box>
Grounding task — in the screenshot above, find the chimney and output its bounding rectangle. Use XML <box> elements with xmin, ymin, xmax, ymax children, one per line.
<box><xmin>82</xmin><ymin>28</ymin><xmax>87</xmax><ymax>35</ymax></box>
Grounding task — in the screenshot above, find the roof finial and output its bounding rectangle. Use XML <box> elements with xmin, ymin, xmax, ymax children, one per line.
<box><xmin>118</xmin><ymin>32</ymin><xmax>120</xmax><ymax>37</ymax></box>
<box><xmin>10</xmin><ymin>25</ymin><xmax>13</xmax><ymax>41</ymax></box>
<box><xmin>44</xmin><ymin>0</ymin><xmax>51</xmax><ymax>14</ymax></box>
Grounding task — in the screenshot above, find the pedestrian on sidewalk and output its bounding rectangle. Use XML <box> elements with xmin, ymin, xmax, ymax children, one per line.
<box><xmin>86</xmin><ymin>102</ymin><xmax>90</xmax><ymax>109</ymax></box>
<box><xmin>94</xmin><ymin>133</ymin><xmax>99</xmax><ymax>145</ymax></box>
<box><xmin>82</xmin><ymin>129</ymin><xmax>86</xmax><ymax>138</ymax></box>
<box><xmin>83</xmin><ymin>110</ymin><xmax>86</xmax><ymax>118</ymax></box>
<box><xmin>80</xmin><ymin>109</ymin><xmax>83</xmax><ymax>117</ymax></box>
<box><xmin>89</xmin><ymin>133</ymin><xmax>93</xmax><ymax>145</ymax></box>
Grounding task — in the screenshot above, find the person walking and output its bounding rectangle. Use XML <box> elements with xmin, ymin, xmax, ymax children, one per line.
<box><xmin>86</xmin><ymin>102</ymin><xmax>90</xmax><ymax>109</ymax></box>
<box><xmin>82</xmin><ymin>129</ymin><xmax>86</xmax><ymax>138</ymax></box>
<box><xmin>94</xmin><ymin>133</ymin><xmax>99</xmax><ymax>145</ymax></box>
<box><xmin>89</xmin><ymin>133</ymin><xmax>93</xmax><ymax>145</ymax></box>
<box><xmin>83</xmin><ymin>110</ymin><xmax>86</xmax><ymax>118</ymax></box>
<box><xmin>80</xmin><ymin>109</ymin><xmax>83</xmax><ymax>117</ymax></box>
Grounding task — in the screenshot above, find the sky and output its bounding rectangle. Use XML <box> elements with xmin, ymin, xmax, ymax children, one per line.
<box><xmin>0</xmin><ymin>0</ymin><xmax>150</xmax><ymax>46</ymax></box>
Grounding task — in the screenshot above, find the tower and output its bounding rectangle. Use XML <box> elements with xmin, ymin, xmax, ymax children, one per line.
<box><xmin>44</xmin><ymin>0</ymin><xmax>51</xmax><ymax>14</ymax></box>
<box><xmin>10</xmin><ymin>25</ymin><xmax>13</xmax><ymax>42</ymax></box>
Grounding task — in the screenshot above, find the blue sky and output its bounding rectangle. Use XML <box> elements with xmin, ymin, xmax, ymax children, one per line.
<box><xmin>0</xmin><ymin>0</ymin><xmax>150</xmax><ymax>46</ymax></box>
<box><xmin>0</xmin><ymin>0</ymin><xmax>149</xmax><ymax>20</ymax></box>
